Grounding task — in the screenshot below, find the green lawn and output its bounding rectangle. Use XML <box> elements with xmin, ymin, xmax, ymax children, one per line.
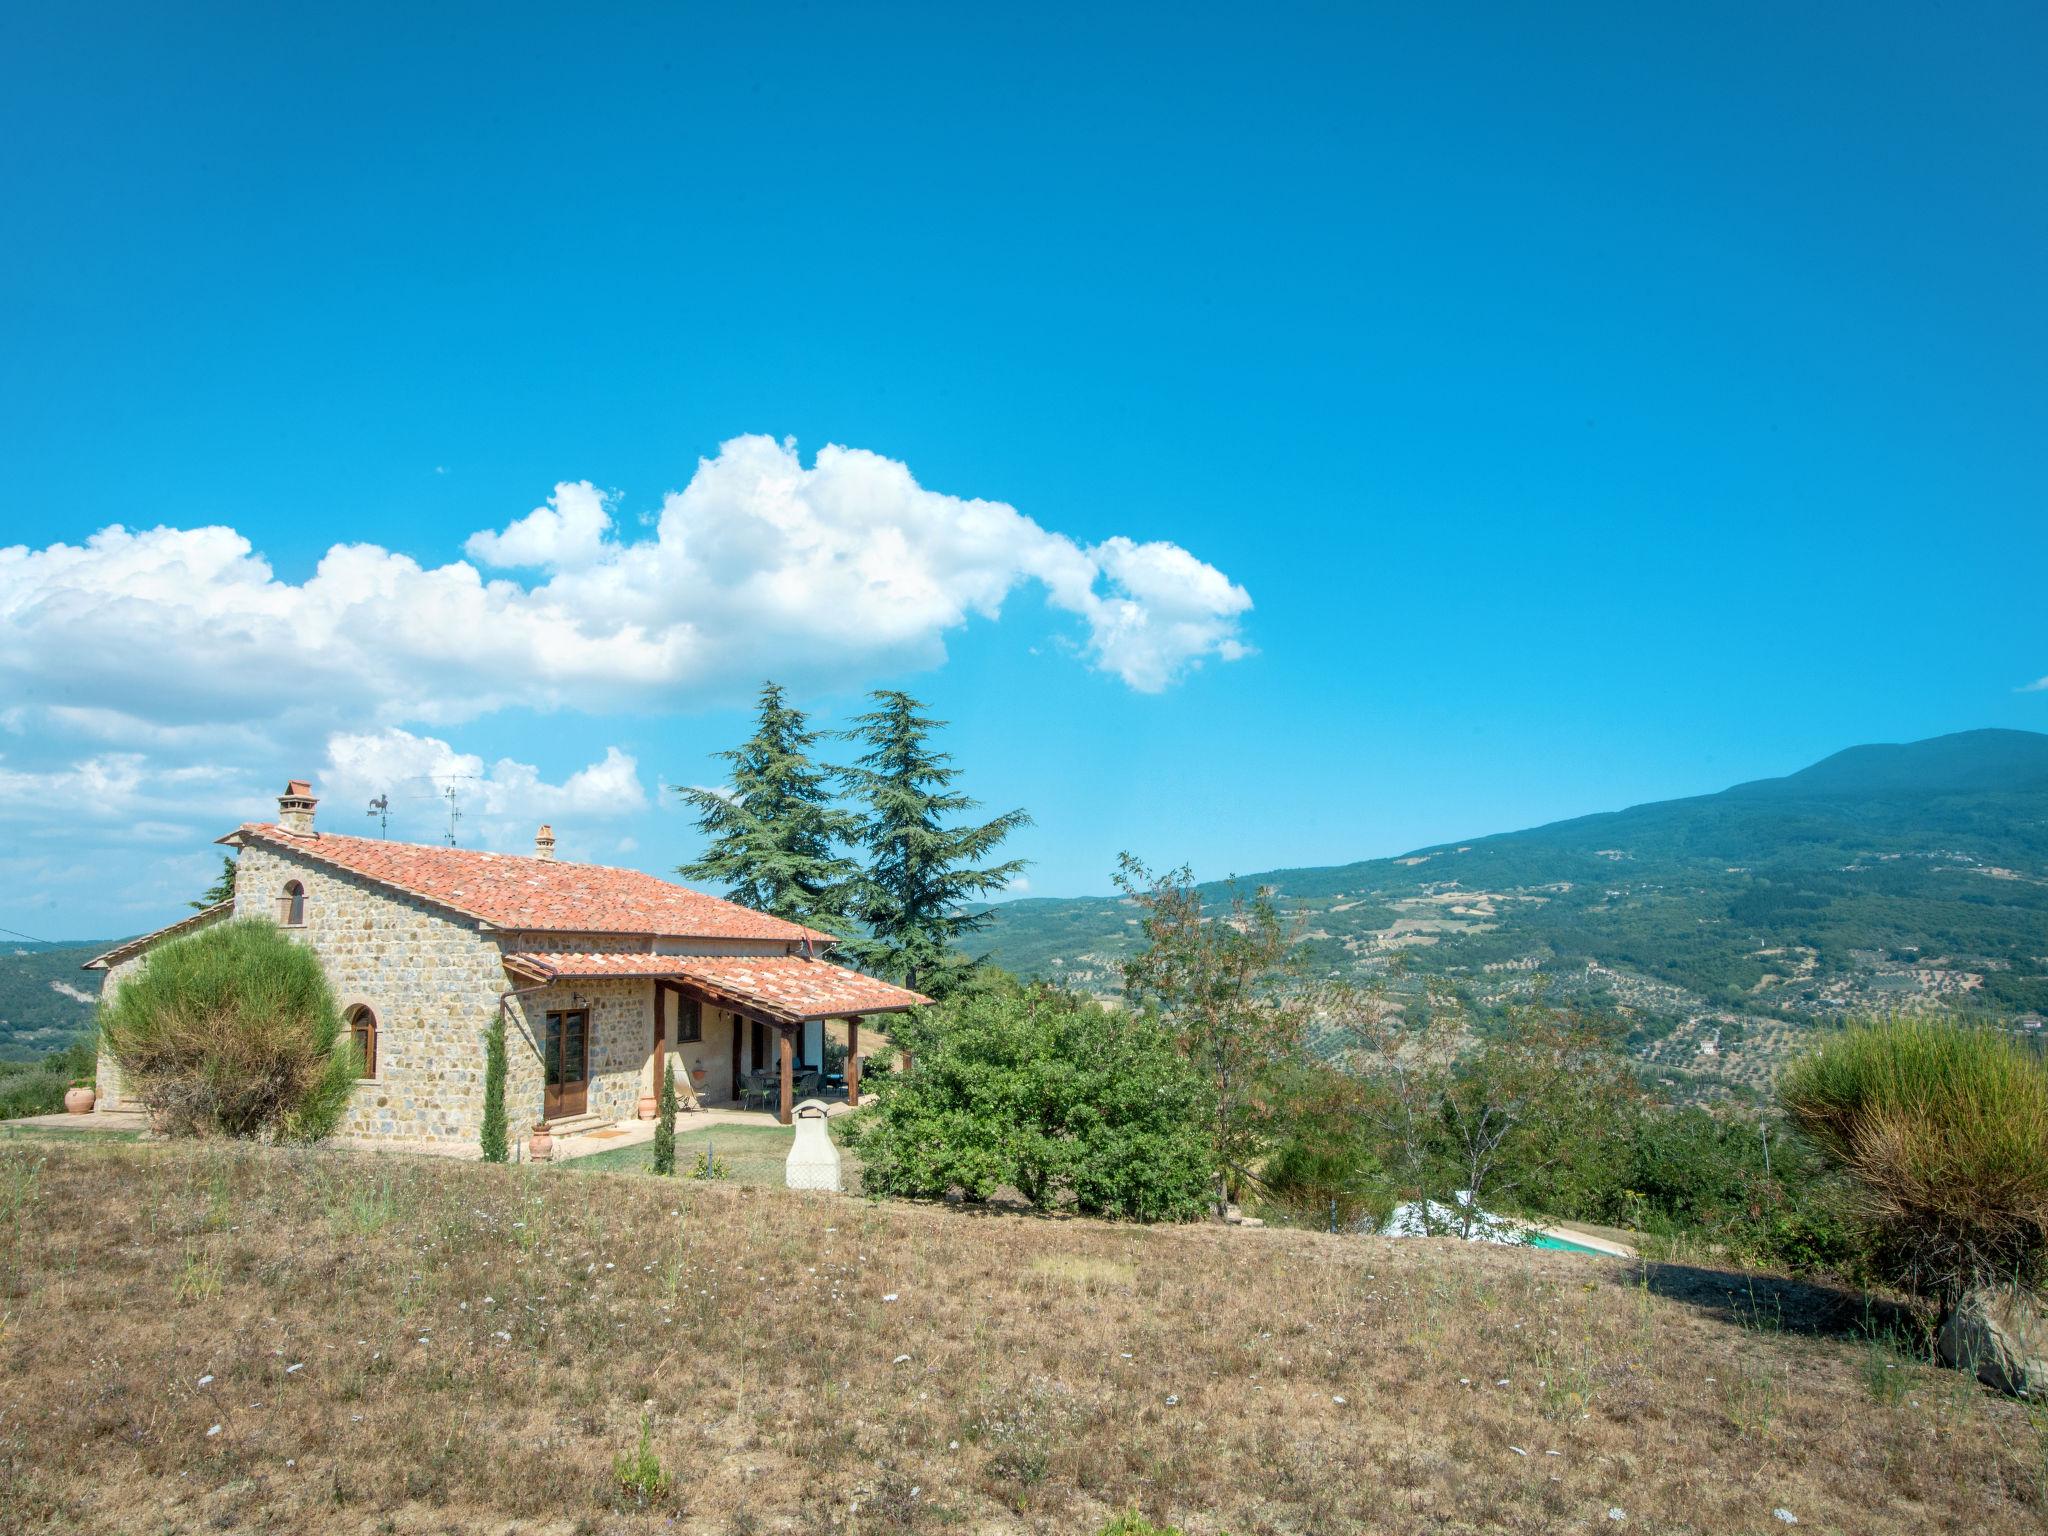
<box><xmin>558</xmin><ymin>1121</ymin><xmax>861</xmax><ymax>1187</ymax></box>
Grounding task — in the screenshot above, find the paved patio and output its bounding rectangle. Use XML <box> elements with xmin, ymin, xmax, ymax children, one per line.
<box><xmin>0</xmin><ymin>1108</ymin><xmax>151</xmax><ymax>1134</ymax></box>
<box><xmin>548</xmin><ymin>1093</ymin><xmax>861</xmax><ymax>1160</ymax></box>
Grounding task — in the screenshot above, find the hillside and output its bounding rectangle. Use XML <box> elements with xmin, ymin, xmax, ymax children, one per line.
<box><xmin>979</xmin><ymin>730</ymin><xmax>2048</xmax><ymax>1098</ymax></box>
<box><xmin>2</xmin><ymin>1135</ymin><xmax>2042</xmax><ymax>1534</ymax></box>
<box><xmin>0</xmin><ymin>941</ymin><xmax>107</xmax><ymax>1062</ymax></box>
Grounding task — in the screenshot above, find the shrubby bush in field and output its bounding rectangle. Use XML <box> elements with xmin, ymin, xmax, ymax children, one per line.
<box><xmin>98</xmin><ymin>919</ymin><xmax>356</xmax><ymax>1141</ymax></box>
<box><xmin>853</xmin><ymin>977</ymin><xmax>1214</xmax><ymax>1220</ymax></box>
<box><xmin>1781</xmin><ymin>1017</ymin><xmax>2048</xmax><ymax>1312</ymax></box>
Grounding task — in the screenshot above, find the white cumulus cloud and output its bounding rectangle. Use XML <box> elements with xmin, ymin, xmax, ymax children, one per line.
<box><xmin>0</xmin><ymin>435</ymin><xmax>1250</xmax><ymax>737</ymax></box>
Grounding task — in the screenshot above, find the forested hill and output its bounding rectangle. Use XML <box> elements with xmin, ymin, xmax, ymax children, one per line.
<box><xmin>0</xmin><ymin>941</ymin><xmax>108</xmax><ymax>1062</ymax></box>
<box><xmin>977</xmin><ymin>729</ymin><xmax>2048</xmax><ymax>1096</ymax></box>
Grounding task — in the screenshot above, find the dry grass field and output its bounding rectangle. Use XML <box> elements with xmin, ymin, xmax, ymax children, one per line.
<box><xmin>2</xmin><ymin>1135</ymin><xmax>2044</xmax><ymax>1535</ymax></box>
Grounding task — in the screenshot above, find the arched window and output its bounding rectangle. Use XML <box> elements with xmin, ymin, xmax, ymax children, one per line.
<box><xmin>346</xmin><ymin>1005</ymin><xmax>378</xmax><ymax>1079</ymax></box>
<box><xmin>278</xmin><ymin>880</ymin><xmax>306</xmax><ymax>926</ymax></box>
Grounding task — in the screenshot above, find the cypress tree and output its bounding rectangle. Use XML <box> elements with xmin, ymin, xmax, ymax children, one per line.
<box><xmin>841</xmin><ymin>690</ymin><xmax>1030</xmax><ymax>994</ymax></box>
<box><xmin>480</xmin><ymin>1011</ymin><xmax>509</xmax><ymax>1163</ymax></box>
<box><xmin>652</xmin><ymin>1060</ymin><xmax>678</xmax><ymax>1175</ymax></box>
<box><xmin>676</xmin><ymin>681</ymin><xmax>860</xmax><ymax>932</ymax></box>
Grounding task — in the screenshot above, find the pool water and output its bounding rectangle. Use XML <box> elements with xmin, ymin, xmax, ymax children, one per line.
<box><xmin>1526</xmin><ymin>1233</ymin><xmax>1606</xmax><ymax>1255</ymax></box>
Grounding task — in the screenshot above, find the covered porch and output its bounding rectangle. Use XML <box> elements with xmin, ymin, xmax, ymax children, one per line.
<box><xmin>503</xmin><ymin>950</ymin><xmax>930</xmax><ymax>1130</ymax></box>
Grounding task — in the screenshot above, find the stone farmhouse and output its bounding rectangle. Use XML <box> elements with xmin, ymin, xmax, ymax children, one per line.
<box><xmin>86</xmin><ymin>780</ymin><xmax>930</xmax><ymax>1153</ymax></box>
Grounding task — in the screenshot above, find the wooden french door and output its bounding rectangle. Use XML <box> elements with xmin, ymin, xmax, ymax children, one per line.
<box><xmin>544</xmin><ymin>1008</ymin><xmax>590</xmax><ymax>1119</ymax></box>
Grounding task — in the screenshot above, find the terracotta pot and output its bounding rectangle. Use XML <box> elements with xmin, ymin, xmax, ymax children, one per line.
<box><xmin>637</xmin><ymin>1092</ymin><xmax>659</xmax><ymax>1120</ymax></box>
<box><xmin>64</xmin><ymin>1085</ymin><xmax>96</xmax><ymax>1115</ymax></box>
<box><xmin>528</xmin><ymin>1123</ymin><xmax>553</xmax><ymax>1162</ymax></box>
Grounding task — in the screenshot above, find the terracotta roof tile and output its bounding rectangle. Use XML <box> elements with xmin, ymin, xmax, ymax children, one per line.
<box><xmin>502</xmin><ymin>951</ymin><xmax>931</xmax><ymax>1024</ymax></box>
<box><xmin>224</xmin><ymin>825</ymin><xmax>834</xmax><ymax>944</ymax></box>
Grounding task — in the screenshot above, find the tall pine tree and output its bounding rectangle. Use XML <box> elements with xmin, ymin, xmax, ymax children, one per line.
<box><xmin>841</xmin><ymin>690</ymin><xmax>1030</xmax><ymax>993</ymax></box>
<box><xmin>676</xmin><ymin>681</ymin><xmax>859</xmax><ymax>931</ymax></box>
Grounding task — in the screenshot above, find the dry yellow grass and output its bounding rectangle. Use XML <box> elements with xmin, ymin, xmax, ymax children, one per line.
<box><xmin>1</xmin><ymin>1135</ymin><xmax>2044</xmax><ymax>1534</ymax></box>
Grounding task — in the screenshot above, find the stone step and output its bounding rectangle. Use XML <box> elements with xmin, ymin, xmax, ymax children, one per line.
<box><xmin>543</xmin><ymin>1112</ymin><xmax>615</xmax><ymax>1138</ymax></box>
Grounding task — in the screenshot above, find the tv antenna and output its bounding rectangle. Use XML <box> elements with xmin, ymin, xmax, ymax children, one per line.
<box><xmin>442</xmin><ymin>784</ymin><xmax>463</xmax><ymax>846</ymax></box>
<box><xmin>367</xmin><ymin>794</ymin><xmax>390</xmax><ymax>837</ymax></box>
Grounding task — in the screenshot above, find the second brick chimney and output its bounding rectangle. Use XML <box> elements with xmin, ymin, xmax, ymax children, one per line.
<box><xmin>534</xmin><ymin>824</ymin><xmax>556</xmax><ymax>861</ymax></box>
<box><xmin>278</xmin><ymin>779</ymin><xmax>318</xmax><ymax>836</ymax></box>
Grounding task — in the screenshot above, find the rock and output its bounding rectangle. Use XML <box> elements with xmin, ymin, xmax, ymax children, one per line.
<box><xmin>1938</xmin><ymin>1285</ymin><xmax>2048</xmax><ymax>1398</ymax></box>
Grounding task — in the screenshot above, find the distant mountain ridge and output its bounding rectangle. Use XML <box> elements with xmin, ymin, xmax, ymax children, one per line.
<box><xmin>977</xmin><ymin>729</ymin><xmax>2048</xmax><ymax>1098</ymax></box>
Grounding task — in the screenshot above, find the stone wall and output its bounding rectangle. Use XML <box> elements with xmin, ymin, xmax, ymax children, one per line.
<box><xmin>92</xmin><ymin>956</ymin><xmax>141</xmax><ymax>1110</ymax></box>
<box><xmin>236</xmin><ymin>841</ymin><xmax>514</xmax><ymax>1148</ymax></box>
<box><xmin>508</xmin><ymin>977</ymin><xmax>649</xmax><ymax>1127</ymax></box>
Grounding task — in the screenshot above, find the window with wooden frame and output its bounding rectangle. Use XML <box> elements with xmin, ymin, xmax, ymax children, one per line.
<box><xmin>345</xmin><ymin>1004</ymin><xmax>378</xmax><ymax>1079</ymax></box>
<box><xmin>278</xmin><ymin>880</ymin><xmax>306</xmax><ymax>926</ymax></box>
<box><xmin>676</xmin><ymin>995</ymin><xmax>703</xmax><ymax>1043</ymax></box>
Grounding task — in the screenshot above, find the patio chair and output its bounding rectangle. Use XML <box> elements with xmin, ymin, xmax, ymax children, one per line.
<box><xmin>793</xmin><ymin>1068</ymin><xmax>824</xmax><ymax>1099</ymax></box>
<box><xmin>741</xmin><ymin>1072</ymin><xmax>778</xmax><ymax>1112</ymax></box>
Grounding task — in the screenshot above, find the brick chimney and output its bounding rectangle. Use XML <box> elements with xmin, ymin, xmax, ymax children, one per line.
<box><xmin>278</xmin><ymin>779</ymin><xmax>318</xmax><ymax>836</ymax></box>
<box><xmin>534</xmin><ymin>824</ymin><xmax>556</xmax><ymax>861</ymax></box>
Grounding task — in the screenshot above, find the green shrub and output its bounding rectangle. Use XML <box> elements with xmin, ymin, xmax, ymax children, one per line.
<box><xmin>688</xmin><ymin>1145</ymin><xmax>731</xmax><ymax>1181</ymax></box>
<box><xmin>98</xmin><ymin>919</ymin><xmax>356</xmax><ymax>1141</ymax></box>
<box><xmin>0</xmin><ymin>1065</ymin><xmax>68</xmax><ymax>1120</ymax></box>
<box><xmin>0</xmin><ymin>1038</ymin><xmax>99</xmax><ymax>1120</ymax></box>
<box><xmin>1613</xmin><ymin>1104</ymin><xmax>1867</xmax><ymax>1277</ymax></box>
<box><xmin>1781</xmin><ymin>1017</ymin><xmax>2048</xmax><ymax>1308</ymax></box>
<box><xmin>612</xmin><ymin>1414</ymin><xmax>670</xmax><ymax>1506</ymax></box>
<box><xmin>856</xmin><ymin>979</ymin><xmax>1215</xmax><ymax>1221</ymax></box>
<box><xmin>1261</xmin><ymin>1066</ymin><xmax>1396</xmax><ymax>1230</ymax></box>
<box><xmin>652</xmin><ymin>1060</ymin><xmax>678</xmax><ymax>1175</ymax></box>
<box><xmin>480</xmin><ymin>1011</ymin><xmax>509</xmax><ymax>1163</ymax></box>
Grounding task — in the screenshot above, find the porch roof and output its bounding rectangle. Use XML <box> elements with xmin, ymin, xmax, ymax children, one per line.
<box><xmin>501</xmin><ymin>950</ymin><xmax>932</xmax><ymax>1025</ymax></box>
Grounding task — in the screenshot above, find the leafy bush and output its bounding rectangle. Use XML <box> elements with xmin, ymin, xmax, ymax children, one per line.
<box><xmin>688</xmin><ymin>1146</ymin><xmax>731</xmax><ymax>1181</ymax></box>
<box><xmin>611</xmin><ymin>1414</ymin><xmax>670</xmax><ymax>1506</ymax></box>
<box><xmin>855</xmin><ymin>979</ymin><xmax>1214</xmax><ymax>1221</ymax></box>
<box><xmin>1260</xmin><ymin>1067</ymin><xmax>1396</xmax><ymax>1230</ymax></box>
<box><xmin>98</xmin><ymin>919</ymin><xmax>356</xmax><ymax>1141</ymax></box>
<box><xmin>1609</xmin><ymin>1105</ymin><xmax>1866</xmax><ymax>1276</ymax></box>
<box><xmin>480</xmin><ymin>1011</ymin><xmax>508</xmax><ymax>1163</ymax></box>
<box><xmin>1781</xmin><ymin>1017</ymin><xmax>2048</xmax><ymax>1308</ymax></box>
<box><xmin>0</xmin><ymin>1065</ymin><xmax>67</xmax><ymax>1120</ymax></box>
<box><xmin>0</xmin><ymin>1037</ymin><xmax>98</xmax><ymax>1120</ymax></box>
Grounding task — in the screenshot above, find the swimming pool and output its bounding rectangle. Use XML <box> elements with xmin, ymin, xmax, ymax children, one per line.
<box><xmin>1525</xmin><ymin>1233</ymin><xmax>1607</xmax><ymax>1255</ymax></box>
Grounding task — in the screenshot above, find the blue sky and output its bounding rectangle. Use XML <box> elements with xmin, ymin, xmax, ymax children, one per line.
<box><xmin>3</xmin><ymin>2</ymin><xmax>2045</xmax><ymax>940</ymax></box>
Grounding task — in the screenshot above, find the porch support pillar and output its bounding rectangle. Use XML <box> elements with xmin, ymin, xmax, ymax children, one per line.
<box><xmin>778</xmin><ymin>1024</ymin><xmax>795</xmax><ymax>1126</ymax></box>
<box><xmin>845</xmin><ymin>1014</ymin><xmax>861</xmax><ymax>1106</ymax></box>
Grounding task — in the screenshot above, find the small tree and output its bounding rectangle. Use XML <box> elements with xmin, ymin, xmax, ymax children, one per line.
<box><xmin>1261</xmin><ymin>1062</ymin><xmax>1397</xmax><ymax>1232</ymax></box>
<box><xmin>841</xmin><ymin>690</ymin><xmax>1030</xmax><ymax>994</ymax></box>
<box><xmin>99</xmin><ymin>918</ymin><xmax>355</xmax><ymax>1141</ymax></box>
<box><xmin>480</xmin><ymin>1010</ymin><xmax>509</xmax><ymax>1163</ymax></box>
<box><xmin>1430</xmin><ymin>1003</ymin><xmax>1640</xmax><ymax>1237</ymax></box>
<box><xmin>1116</xmin><ymin>855</ymin><xmax>1311</xmax><ymax>1213</ymax></box>
<box><xmin>1782</xmin><ymin>1017</ymin><xmax>2048</xmax><ymax>1317</ymax></box>
<box><xmin>652</xmin><ymin>1060</ymin><xmax>678</xmax><ymax>1175</ymax></box>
